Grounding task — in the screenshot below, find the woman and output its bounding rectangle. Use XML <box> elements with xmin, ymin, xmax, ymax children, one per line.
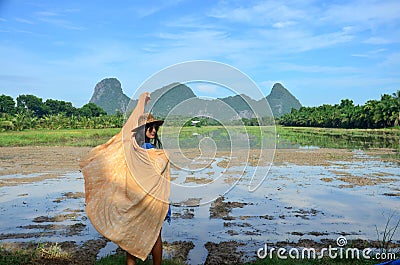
<box><xmin>128</xmin><ymin>111</ymin><xmax>171</xmax><ymax>265</ymax></box>
<box><xmin>80</xmin><ymin>92</ymin><xmax>170</xmax><ymax>265</ymax></box>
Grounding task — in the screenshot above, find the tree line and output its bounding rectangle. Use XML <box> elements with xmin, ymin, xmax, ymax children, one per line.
<box><xmin>279</xmin><ymin>91</ymin><xmax>400</xmax><ymax>129</ymax></box>
<box><xmin>0</xmin><ymin>94</ymin><xmax>124</xmax><ymax>131</ymax></box>
<box><xmin>2</xmin><ymin>91</ymin><xmax>399</xmax><ymax>131</ymax></box>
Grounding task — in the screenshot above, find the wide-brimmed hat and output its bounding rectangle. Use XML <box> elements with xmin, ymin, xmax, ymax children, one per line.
<box><xmin>132</xmin><ymin>113</ymin><xmax>164</xmax><ymax>132</ymax></box>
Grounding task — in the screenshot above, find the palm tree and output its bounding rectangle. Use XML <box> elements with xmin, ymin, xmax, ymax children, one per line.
<box><xmin>392</xmin><ymin>90</ymin><xmax>400</xmax><ymax>126</ymax></box>
<box><xmin>13</xmin><ymin>112</ymin><xmax>27</xmax><ymax>131</ymax></box>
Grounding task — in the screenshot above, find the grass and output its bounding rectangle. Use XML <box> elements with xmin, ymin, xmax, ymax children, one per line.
<box><xmin>0</xmin><ymin>246</ymin><xmax>35</xmax><ymax>265</ymax></box>
<box><xmin>96</xmin><ymin>253</ymin><xmax>185</xmax><ymax>265</ymax></box>
<box><xmin>0</xmin><ymin>126</ymin><xmax>399</xmax><ymax>149</ymax></box>
<box><xmin>375</xmin><ymin>212</ymin><xmax>400</xmax><ymax>255</ymax></box>
<box><xmin>0</xmin><ymin>242</ymin><xmax>72</xmax><ymax>265</ymax></box>
<box><xmin>0</xmin><ymin>128</ymin><xmax>120</xmax><ymax>147</ymax></box>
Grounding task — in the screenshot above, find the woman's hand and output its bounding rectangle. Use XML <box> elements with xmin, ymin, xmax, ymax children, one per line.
<box><xmin>140</xmin><ymin>92</ymin><xmax>151</xmax><ymax>105</ymax></box>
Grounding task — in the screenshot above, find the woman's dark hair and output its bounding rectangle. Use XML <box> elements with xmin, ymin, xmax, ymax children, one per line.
<box><xmin>134</xmin><ymin>123</ymin><xmax>162</xmax><ymax>149</ymax></box>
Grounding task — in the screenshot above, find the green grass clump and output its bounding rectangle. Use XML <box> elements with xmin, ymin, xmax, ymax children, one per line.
<box><xmin>0</xmin><ymin>128</ymin><xmax>120</xmax><ymax>147</ymax></box>
<box><xmin>96</xmin><ymin>252</ymin><xmax>186</xmax><ymax>265</ymax></box>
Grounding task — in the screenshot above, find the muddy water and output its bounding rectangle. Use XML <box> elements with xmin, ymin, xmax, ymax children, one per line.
<box><xmin>166</xmin><ymin>151</ymin><xmax>400</xmax><ymax>263</ymax></box>
<box><xmin>0</xmin><ymin>148</ymin><xmax>399</xmax><ymax>264</ymax></box>
<box><xmin>0</xmin><ymin>172</ymin><xmax>98</xmax><ymax>243</ymax></box>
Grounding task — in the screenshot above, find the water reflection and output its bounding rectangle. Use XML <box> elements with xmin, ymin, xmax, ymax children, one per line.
<box><xmin>277</xmin><ymin>128</ymin><xmax>400</xmax><ymax>150</ymax></box>
<box><xmin>168</xmin><ymin>126</ymin><xmax>400</xmax><ymax>151</ymax></box>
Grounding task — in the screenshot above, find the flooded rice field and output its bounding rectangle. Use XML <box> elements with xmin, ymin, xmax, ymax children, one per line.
<box><xmin>0</xmin><ymin>146</ymin><xmax>399</xmax><ymax>264</ymax></box>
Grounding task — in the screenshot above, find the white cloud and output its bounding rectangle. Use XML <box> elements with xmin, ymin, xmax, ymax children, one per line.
<box><xmin>133</xmin><ymin>0</ymin><xmax>185</xmax><ymax>18</ymax></box>
<box><xmin>259</xmin><ymin>80</ymin><xmax>284</xmax><ymax>89</ymax></box>
<box><xmin>364</xmin><ymin>37</ymin><xmax>396</xmax><ymax>45</ymax></box>
<box><xmin>1</xmin><ymin>0</ymin><xmax>398</xmax><ymax>108</ymax></box>
<box><xmin>208</xmin><ymin>1</ymin><xmax>308</xmax><ymax>26</ymax></box>
<box><xmin>254</xmin><ymin>26</ymin><xmax>354</xmax><ymax>54</ymax></box>
<box><xmin>164</xmin><ymin>15</ymin><xmax>218</xmax><ymax>30</ymax></box>
<box><xmin>351</xmin><ymin>48</ymin><xmax>387</xmax><ymax>58</ymax></box>
<box><xmin>206</xmin><ymin>0</ymin><xmax>399</xmax><ymax>56</ymax></box>
<box><xmin>15</xmin><ymin>18</ymin><xmax>35</xmax><ymax>24</ymax></box>
<box><xmin>272</xmin><ymin>21</ymin><xmax>296</xmax><ymax>29</ymax></box>
<box><xmin>35</xmin><ymin>11</ymin><xmax>59</xmax><ymax>17</ymax></box>
<box><xmin>278</xmin><ymin>63</ymin><xmax>360</xmax><ymax>74</ymax></box>
<box><xmin>34</xmin><ymin>9</ymin><xmax>84</xmax><ymax>30</ymax></box>
<box><xmin>379</xmin><ymin>52</ymin><xmax>400</xmax><ymax>67</ymax></box>
<box><xmin>195</xmin><ymin>84</ymin><xmax>218</xmax><ymax>94</ymax></box>
<box><xmin>322</xmin><ymin>0</ymin><xmax>400</xmax><ymax>27</ymax></box>
<box><xmin>37</xmin><ymin>17</ymin><xmax>84</xmax><ymax>30</ymax></box>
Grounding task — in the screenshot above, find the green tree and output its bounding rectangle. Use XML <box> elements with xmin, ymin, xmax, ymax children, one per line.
<box><xmin>44</xmin><ymin>99</ymin><xmax>77</xmax><ymax>116</ymax></box>
<box><xmin>16</xmin><ymin>94</ymin><xmax>48</xmax><ymax>117</ymax></box>
<box><xmin>363</xmin><ymin>100</ymin><xmax>378</xmax><ymax>128</ymax></box>
<box><xmin>78</xmin><ymin>103</ymin><xmax>107</xmax><ymax>117</ymax></box>
<box><xmin>0</xmin><ymin>94</ymin><xmax>16</xmax><ymax>115</ymax></box>
<box><xmin>279</xmin><ymin>91</ymin><xmax>400</xmax><ymax>129</ymax></box>
<box><xmin>393</xmin><ymin>90</ymin><xmax>400</xmax><ymax>126</ymax></box>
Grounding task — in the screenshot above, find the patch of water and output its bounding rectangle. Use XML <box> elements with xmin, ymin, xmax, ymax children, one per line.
<box><xmin>0</xmin><ymin>172</ymin><xmax>99</xmax><ymax>244</ymax></box>
<box><xmin>0</xmin><ymin>152</ymin><xmax>399</xmax><ymax>264</ymax></box>
<box><xmin>0</xmin><ymin>173</ymin><xmax>44</xmax><ymax>180</ymax></box>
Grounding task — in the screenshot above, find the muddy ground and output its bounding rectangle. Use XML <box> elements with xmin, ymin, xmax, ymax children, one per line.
<box><xmin>1</xmin><ymin>146</ymin><xmax>398</xmax><ymax>186</ymax></box>
<box><xmin>0</xmin><ymin>146</ymin><xmax>399</xmax><ymax>264</ymax></box>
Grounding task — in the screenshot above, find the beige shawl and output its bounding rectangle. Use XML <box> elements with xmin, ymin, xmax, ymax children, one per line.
<box><xmin>79</xmin><ymin>92</ymin><xmax>170</xmax><ymax>261</ymax></box>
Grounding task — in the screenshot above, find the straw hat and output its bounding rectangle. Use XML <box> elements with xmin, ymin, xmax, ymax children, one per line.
<box><xmin>132</xmin><ymin>113</ymin><xmax>164</xmax><ymax>132</ymax></box>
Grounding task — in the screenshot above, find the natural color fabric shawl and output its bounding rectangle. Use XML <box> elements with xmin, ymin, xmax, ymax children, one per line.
<box><xmin>79</xmin><ymin>92</ymin><xmax>170</xmax><ymax>261</ymax></box>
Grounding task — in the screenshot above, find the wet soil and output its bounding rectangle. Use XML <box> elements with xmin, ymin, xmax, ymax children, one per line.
<box><xmin>204</xmin><ymin>241</ymin><xmax>246</xmax><ymax>265</ymax></box>
<box><xmin>0</xmin><ymin>146</ymin><xmax>91</xmax><ymax>176</ymax></box>
<box><xmin>0</xmin><ymin>146</ymin><xmax>399</xmax><ymax>264</ymax></box>
<box><xmin>210</xmin><ymin>196</ymin><xmax>247</xmax><ymax>219</ymax></box>
<box><xmin>1</xmin><ymin>146</ymin><xmax>397</xmax><ymax>179</ymax></box>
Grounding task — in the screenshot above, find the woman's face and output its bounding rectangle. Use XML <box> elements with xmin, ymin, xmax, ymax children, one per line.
<box><xmin>145</xmin><ymin>125</ymin><xmax>158</xmax><ymax>139</ymax></box>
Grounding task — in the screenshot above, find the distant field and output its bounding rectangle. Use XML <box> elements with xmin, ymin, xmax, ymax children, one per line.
<box><xmin>0</xmin><ymin>126</ymin><xmax>399</xmax><ymax>150</ymax></box>
<box><xmin>0</xmin><ymin>128</ymin><xmax>120</xmax><ymax>147</ymax></box>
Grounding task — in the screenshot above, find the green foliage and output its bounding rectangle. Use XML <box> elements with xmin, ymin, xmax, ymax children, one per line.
<box><xmin>96</xmin><ymin>252</ymin><xmax>184</xmax><ymax>265</ymax></box>
<box><xmin>0</xmin><ymin>246</ymin><xmax>36</xmax><ymax>265</ymax></box>
<box><xmin>375</xmin><ymin>212</ymin><xmax>400</xmax><ymax>255</ymax></box>
<box><xmin>79</xmin><ymin>102</ymin><xmax>107</xmax><ymax>117</ymax></box>
<box><xmin>0</xmin><ymin>112</ymin><xmax>123</xmax><ymax>132</ymax></box>
<box><xmin>0</xmin><ymin>94</ymin><xmax>16</xmax><ymax>115</ymax></box>
<box><xmin>183</xmin><ymin>116</ymin><xmax>224</xmax><ymax>127</ymax></box>
<box><xmin>16</xmin><ymin>94</ymin><xmax>48</xmax><ymax>117</ymax></box>
<box><xmin>0</xmin><ymin>94</ymin><xmax>114</xmax><ymax>131</ymax></box>
<box><xmin>0</xmin><ymin>128</ymin><xmax>120</xmax><ymax>146</ymax></box>
<box><xmin>44</xmin><ymin>99</ymin><xmax>76</xmax><ymax>116</ymax></box>
<box><xmin>242</xmin><ymin>117</ymin><xmax>259</xmax><ymax>126</ymax></box>
<box><xmin>279</xmin><ymin>90</ymin><xmax>400</xmax><ymax>129</ymax></box>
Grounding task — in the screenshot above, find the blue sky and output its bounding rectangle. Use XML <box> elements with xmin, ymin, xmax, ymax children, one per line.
<box><xmin>0</xmin><ymin>0</ymin><xmax>399</xmax><ymax>107</ymax></box>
